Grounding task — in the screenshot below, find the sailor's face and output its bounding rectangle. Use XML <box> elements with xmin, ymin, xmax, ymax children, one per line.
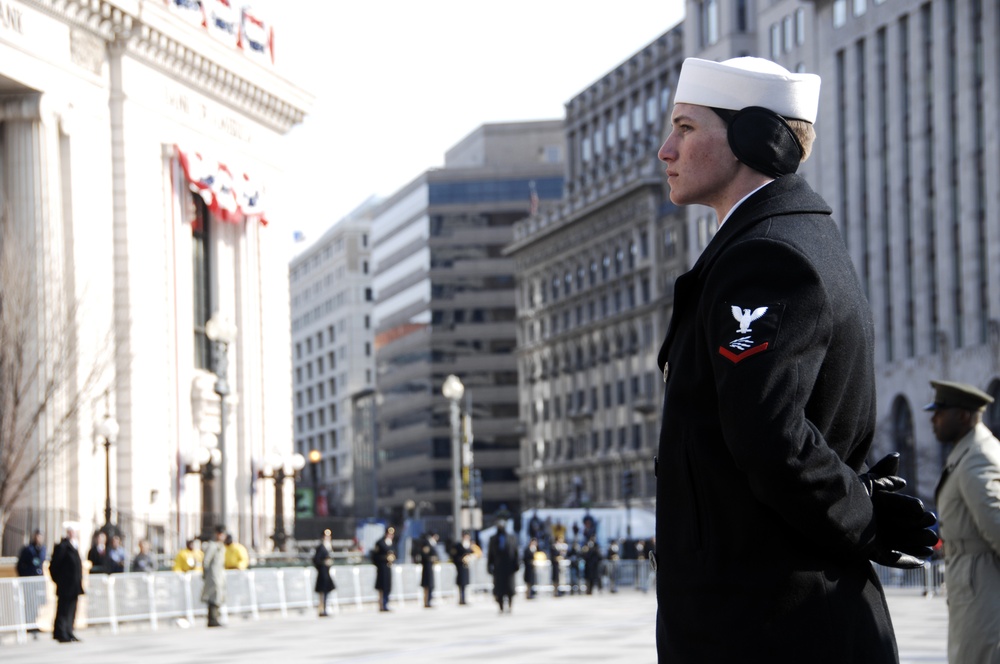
<box><xmin>658</xmin><ymin>103</ymin><xmax>740</xmax><ymax>209</ymax></box>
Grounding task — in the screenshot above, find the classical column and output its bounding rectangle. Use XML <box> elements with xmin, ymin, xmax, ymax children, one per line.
<box><xmin>0</xmin><ymin>93</ymin><xmax>71</xmax><ymax>534</ymax></box>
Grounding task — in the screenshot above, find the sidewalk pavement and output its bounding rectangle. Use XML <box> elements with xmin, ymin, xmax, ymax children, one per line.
<box><xmin>0</xmin><ymin>588</ymin><xmax>946</xmax><ymax>663</ymax></box>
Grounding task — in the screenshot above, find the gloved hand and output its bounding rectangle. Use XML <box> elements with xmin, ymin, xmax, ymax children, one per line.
<box><xmin>859</xmin><ymin>453</ymin><xmax>907</xmax><ymax>496</ymax></box>
<box><xmin>861</xmin><ymin>454</ymin><xmax>939</xmax><ymax>569</ymax></box>
<box><xmin>869</xmin><ymin>491</ymin><xmax>938</xmax><ymax>568</ymax></box>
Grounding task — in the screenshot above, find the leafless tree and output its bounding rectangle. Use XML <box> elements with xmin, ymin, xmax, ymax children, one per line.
<box><xmin>0</xmin><ymin>207</ymin><xmax>112</xmax><ymax>544</ymax></box>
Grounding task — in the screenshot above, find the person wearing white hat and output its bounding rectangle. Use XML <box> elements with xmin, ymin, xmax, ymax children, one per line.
<box><xmin>654</xmin><ymin>57</ymin><xmax>936</xmax><ymax>663</ymax></box>
<box><xmin>48</xmin><ymin>522</ymin><xmax>84</xmax><ymax>643</ymax></box>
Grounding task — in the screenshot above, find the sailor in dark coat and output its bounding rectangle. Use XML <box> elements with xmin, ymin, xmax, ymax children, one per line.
<box><xmin>417</xmin><ymin>532</ymin><xmax>439</xmax><ymax>608</ymax></box>
<box><xmin>522</xmin><ymin>537</ymin><xmax>538</xmax><ymax>599</ymax></box>
<box><xmin>370</xmin><ymin>526</ymin><xmax>395</xmax><ymax>612</ymax></box>
<box><xmin>313</xmin><ymin>529</ymin><xmax>336</xmax><ymax>617</ymax></box>
<box><xmin>655</xmin><ymin>56</ymin><xmax>935</xmax><ymax>663</ymax></box>
<box><xmin>48</xmin><ymin>522</ymin><xmax>84</xmax><ymax>643</ymax></box>
<box><xmin>451</xmin><ymin>531</ymin><xmax>477</xmax><ymax>605</ymax></box>
<box><xmin>487</xmin><ymin>517</ymin><xmax>519</xmax><ymax>614</ymax></box>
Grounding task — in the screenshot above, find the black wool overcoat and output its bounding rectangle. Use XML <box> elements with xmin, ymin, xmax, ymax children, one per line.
<box><xmin>49</xmin><ymin>539</ymin><xmax>84</xmax><ymax>598</ymax></box>
<box><xmin>655</xmin><ymin>175</ymin><xmax>897</xmax><ymax>663</ymax></box>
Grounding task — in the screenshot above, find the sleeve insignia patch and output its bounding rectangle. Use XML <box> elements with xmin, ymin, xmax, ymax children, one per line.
<box><xmin>717</xmin><ymin>302</ymin><xmax>783</xmax><ymax>364</ymax></box>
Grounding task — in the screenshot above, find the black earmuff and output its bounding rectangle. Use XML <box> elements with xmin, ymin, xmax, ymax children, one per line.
<box><xmin>726</xmin><ymin>106</ymin><xmax>803</xmax><ymax>179</ymax></box>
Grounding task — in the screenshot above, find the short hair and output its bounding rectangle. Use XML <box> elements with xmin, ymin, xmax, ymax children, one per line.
<box><xmin>787</xmin><ymin>119</ymin><xmax>816</xmax><ymax>162</ymax></box>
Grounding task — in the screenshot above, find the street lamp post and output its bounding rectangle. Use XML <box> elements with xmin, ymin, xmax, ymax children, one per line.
<box><xmin>96</xmin><ymin>410</ymin><xmax>119</xmax><ymax>535</ymax></box>
<box><xmin>308</xmin><ymin>449</ymin><xmax>322</xmax><ymax>517</ymax></box>
<box><xmin>183</xmin><ymin>434</ymin><xmax>221</xmax><ymax>539</ymax></box>
<box><xmin>441</xmin><ymin>374</ymin><xmax>464</xmax><ymax>542</ymax></box>
<box><xmin>258</xmin><ymin>452</ymin><xmax>305</xmax><ymax>551</ymax></box>
<box><xmin>205</xmin><ymin>312</ymin><xmax>237</xmax><ymax>529</ymax></box>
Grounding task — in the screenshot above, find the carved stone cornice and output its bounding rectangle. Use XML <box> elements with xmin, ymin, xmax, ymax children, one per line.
<box><xmin>25</xmin><ymin>0</ymin><xmax>312</xmax><ymax>134</ymax></box>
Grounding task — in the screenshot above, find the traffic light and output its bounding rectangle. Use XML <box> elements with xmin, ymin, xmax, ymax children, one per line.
<box><xmin>622</xmin><ymin>469</ymin><xmax>634</xmax><ymax>501</ymax></box>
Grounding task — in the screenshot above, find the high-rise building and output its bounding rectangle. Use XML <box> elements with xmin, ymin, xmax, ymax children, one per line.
<box><xmin>801</xmin><ymin>0</ymin><xmax>1000</xmax><ymax>503</ymax></box>
<box><xmin>506</xmin><ymin>26</ymin><xmax>686</xmax><ymax>514</ymax></box>
<box><xmin>289</xmin><ymin>200</ymin><xmax>377</xmax><ymax>521</ymax></box>
<box><xmin>371</xmin><ymin>121</ymin><xmax>564</xmax><ymax>529</ymax></box>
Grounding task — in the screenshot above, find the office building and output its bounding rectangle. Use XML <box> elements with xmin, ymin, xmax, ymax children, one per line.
<box><xmin>507</xmin><ymin>26</ymin><xmax>686</xmax><ymax>514</ymax></box>
<box><xmin>289</xmin><ymin>201</ymin><xmax>377</xmax><ymax>520</ymax></box>
<box><xmin>372</xmin><ymin>121</ymin><xmax>564</xmax><ymax>529</ymax></box>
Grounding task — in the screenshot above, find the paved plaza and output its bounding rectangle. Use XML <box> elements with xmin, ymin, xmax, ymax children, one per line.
<box><xmin>1</xmin><ymin>588</ymin><xmax>946</xmax><ymax>663</ymax></box>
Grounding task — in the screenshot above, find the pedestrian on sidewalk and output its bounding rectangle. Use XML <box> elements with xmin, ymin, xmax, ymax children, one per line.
<box><xmin>49</xmin><ymin>522</ymin><xmax>84</xmax><ymax>643</ymax></box>
<box><xmin>201</xmin><ymin>525</ymin><xmax>227</xmax><ymax>627</ymax></box>
<box><xmin>927</xmin><ymin>380</ymin><xmax>1000</xmax><ymax>664</ymax></box>
<box><xmin>523</xmin><ymin>537</ymin><xmax>539</xmax><ymax>599</ymax></box>
<box><xmin>17</xmin><ymin>529</ymin><xmax>46</xmax><ymax>577</ymax></box>
<box><xmin>371</xmin><ymin>526</ymin><xmax>396</xmax><ymax>612</ymax></box>
<box><xmin>418</xmin><ymin>532</ymin><xmax>439</xmax><ymax>608</ymax></box>
<box><xmin>487</xmin><ymin>514</ymin><xmax>519</xmax><ymax>614</ymax></box>
<box><xmin>313</xmin><ymin>529</ymin><xmax>336</xmax><ymax>617</ymax></box>
<box><xmin>451</xmin><ymin>530</ymin><xmax>477</xmax><ymax>605</ymax></box>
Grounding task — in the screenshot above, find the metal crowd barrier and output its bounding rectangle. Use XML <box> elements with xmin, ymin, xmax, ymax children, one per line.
<box><xmin>0</xmin><ymin>558</ymin><xmax>937</xmax><ymax>645</ymax></box>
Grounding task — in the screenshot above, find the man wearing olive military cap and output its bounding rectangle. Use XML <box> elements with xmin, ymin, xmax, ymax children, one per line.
<box><xmin>927</xmin><ymin>380</ymin><xmax>1000</xmax><ymax>664</ymax></box>
<box><xmin>655</xmin><ymin>56</ymin><xmax>936</xmax><ymax>663</ymax></box>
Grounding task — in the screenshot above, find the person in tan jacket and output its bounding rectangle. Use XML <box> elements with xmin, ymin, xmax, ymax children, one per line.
<box><xmin>928</xmin><ymin>380</ymin><xmax>1000</xmax><ymax>664</ymax></box>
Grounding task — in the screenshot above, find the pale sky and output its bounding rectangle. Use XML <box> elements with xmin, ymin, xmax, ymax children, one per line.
<box><xmin>266</xmin><ymin>1</ymin><xmax>685</xmax><ymax>247</ymax></box>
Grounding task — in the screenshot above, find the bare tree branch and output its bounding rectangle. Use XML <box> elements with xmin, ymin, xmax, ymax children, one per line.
<box><xmin>0</xmin><ymin>204</ymin><xmax>113</xmax><ymax>533</ymax></box>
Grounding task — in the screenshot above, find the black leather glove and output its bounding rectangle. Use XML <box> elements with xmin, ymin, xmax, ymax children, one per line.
<box><xmin>869</xmin><ymin>491</ymin><xmax>938</xmax><ymax>568</ymax></box>
<box><xmin>859</xmin><ymin>453</ymin><xmax>907</xmax><ymax>496</ymax></box>
<box><xmin>861</xmin><ymin>454</ymin><xmax>939</xmax><ymax>569</ymax></box>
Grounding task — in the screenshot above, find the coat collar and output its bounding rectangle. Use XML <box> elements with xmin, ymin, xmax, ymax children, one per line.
<box><xmin>944</xmin><ymin>422</ymin><xmax>993</xmax><ymax>469</ymax></box>
<box><xmin>690</xmin><ymin>174</ymin><xmax>832</xmax><ymax>279</ymax></box>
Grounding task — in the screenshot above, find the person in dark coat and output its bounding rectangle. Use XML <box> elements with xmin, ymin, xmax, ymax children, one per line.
<box><xmin>581</xmin><ymin>536</ymin><xmax>602</xmax><ymax>595</ymax></box>
<box><xmin>87</xmin><ymin>530</ymin><xmax>107</xmax><ymax>574</ymax></box>
<box><xmin>550</xmin><ymin>534</ymin><xmax>567</xmax><ymax>597</ymax></box>
<box><xmin>370</xmin><ymin>526</ymin><xmax>395</xmax><ymax>612</ymax></box>
<box><xmin>522</xmin><ymin>537</ymin><xmax>538</xmax><ymax>599</ymax></box>
<box><xmin>48</xmin><ymin>522</ymin><xmax>84</xmax><ymax>643</ymax></box>
<box><xmin>486</xmin><ymin>517</ymin><xmax>519</xmax><ymax>614</ymax></box>
<box><xmin>17</xmin><ymin>529</ymin><xmax>46</xmax><ymax>577</ymax></box>
<box><xmin>418</xmin><ymin>532</ymin><xmax>439</xmax><ymax>608</ymax></box>
<box><xmin>654</xmin><ymin>56</ymin><xmax>936</xmax><ymax>663</ymax></box>
<box><xmin>313</xmin><ymin>529</ymin><xmax>336</xmax><ymax>617</ymax></box>
<box><xmin>450</xmin><ymin>531</ymin><xmax>477</xmax><ymax>605</ymax></box>
<box><xmin>105</xmin><ymin>534</ymin><xmax>126</xmax><ymax>574</ymax></box>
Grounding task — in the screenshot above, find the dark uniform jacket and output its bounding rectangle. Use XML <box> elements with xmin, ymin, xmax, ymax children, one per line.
<box><xmin>313</xmin><ymin>542</ymin><xmax>336</xmax><ymax>594</ymax></box>
<box><xmin>49</xmin><ymin>539</ymin><xmax>84</xmax><ymax>598</ymax></box>
<box><xmin>487</xmin><ymin>531</ymin><xmax>519</xmax><ymax>598</ymax></box>
<box><xmin>418</xmin><ymin>536</ymin><xmax>438</xmax><ymax>589</ymax></box>
<box><xmin>656</xmin><ymin>175</ymin><xmax>896</xmax><ymax>663</ymax></box>
<box><xmin>371</xmin><ymin>537</ymin><xmax>395</xmax><ymax>593</ymax></box>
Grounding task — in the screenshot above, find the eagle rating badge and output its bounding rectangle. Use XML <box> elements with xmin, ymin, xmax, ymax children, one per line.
<box><xmin>717</xmin><ymin>302</ymin><xmax>783</xmax><ymax>363</ymax></box>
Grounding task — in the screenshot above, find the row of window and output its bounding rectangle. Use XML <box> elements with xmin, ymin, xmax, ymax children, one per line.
<box><xmin>529</xmin><ymin>234</ymin><xmax>650</xmax><ymax>307</ymax></box>
<box><xmin>833</xmin><ymin>0</ymin><xmax>889</xmax><ymax>28</ymax></box>
<box><xmin>529</xmin><ymin>373</ymin><xmax>656</xmax><ymax>421</ymax></box>
<box><xmin>769</xmin><ymin>8</ymin><xmax>807</xmax><ymax>59</ymax></box>
<box><xmin>577</xmin><ymin>84</ymin><xmax>672</xmax><ymax>166</ymax></box>
<box><xmin>525</xmin><ymin>279</ymin><xmax>654</xmax><ymax>344</ymax></box>
<box><xmin>292</xmin><ymin>264</ymin><xmax>370</xmax><ymax>308</ymax></box>
<box><xmin>531</xmin><ymin>423</ymin><xmax>653</xmax><ymax>464</ymax></box>
<box><xmin>289</xmin><ymin>233</ymin><xmax>369</xmax><ymax>283</ymax></box>
<box><xmin>291</xmin><ymin>289</ymin><xmax>374</xmax><ymax>332</ymax></box>
<box><xmin>296</xmin><ymin>403</ymin><xmax>337</xmax><ymax>432</ymax></box>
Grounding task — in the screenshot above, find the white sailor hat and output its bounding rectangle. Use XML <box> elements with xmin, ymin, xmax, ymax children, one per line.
<box><xmin>674</xmin><ymin>57</ymin><xmax>821</xmax><ymax>123</ymax></box>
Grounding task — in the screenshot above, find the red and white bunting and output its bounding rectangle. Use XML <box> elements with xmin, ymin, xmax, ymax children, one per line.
<box><xmin>175</xmin><ymin>145</ymin><xmax>268</xmax><ymax>225</ymax></box>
